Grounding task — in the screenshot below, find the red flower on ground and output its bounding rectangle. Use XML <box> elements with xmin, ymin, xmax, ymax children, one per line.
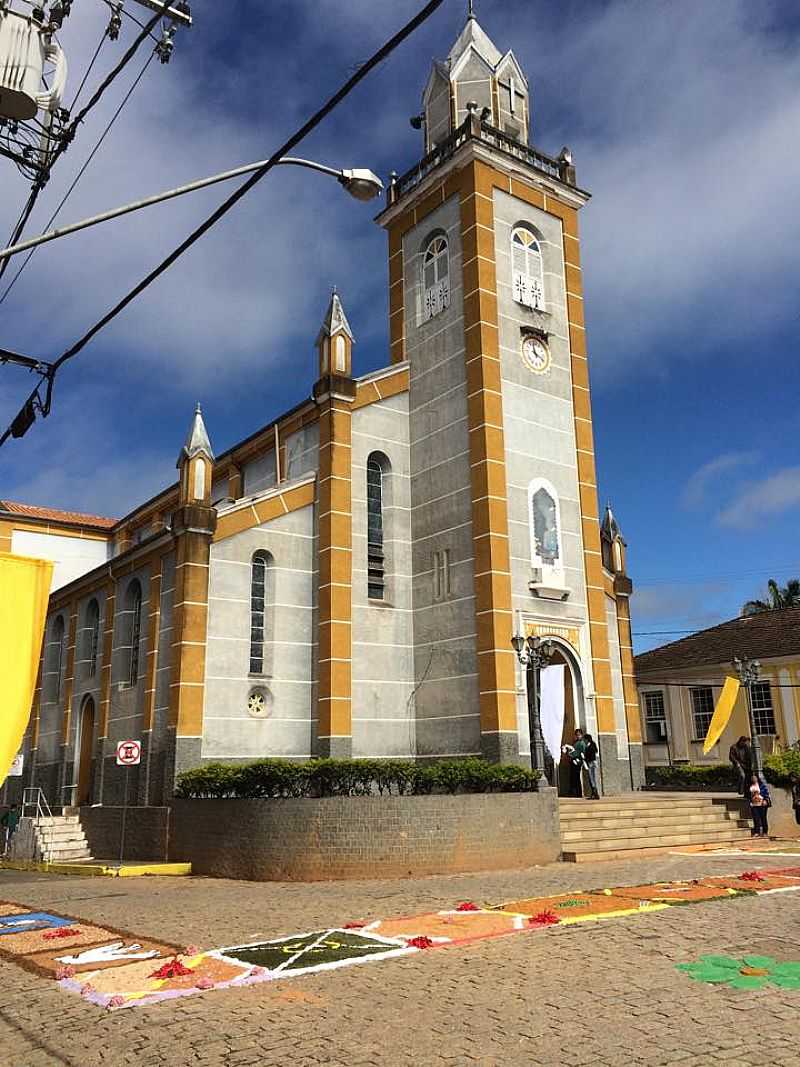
<box><xmin>184</xmin><ymin>944</ymin><xmax>200</xmax><ymax>956</ymax></box>
<box><xmin>149</xmin><ymin>957</ymin><xmax>195</xmax><ymax>979</ymax></box>
<box><xmin>195</xmin><ymin>977</ymin><xmax>214</xmax><ymax>990</ymax></box>
<box><xmin>343</xmin><ymin>921</ymin><xmax>366</xmax><ymax>929</ymax></box>
<box><xmin>108</xmin><ymin>995</ymin><xmax>126</xmax><ymax>1009</ymax></box>
<box><xmin>80</xmin><ymin>983</ymin><xmax>96</xmax><ymax>997</ymax></box>
<box><xmin>740</xmin><ymin>871</ymin><xmax>765</xmax><ymax>882</ymax></box>
<box><xmin>43</xmin><ymin>927</ymin><xmax>81</xmax><ymax>940</ymax></box>
<box><xmin>406</xmin><ymin>936</ymin><xmax>435</xmax><ymax>949</ymax></box>
<box><xmin>528</xmin><ymin>910</ymin><xmax>560</xmax><ymax>926</ymax></box>
<box><xmin>55</xmin><ymin>965</ymin><xmax>76</xmax><ymax>981</ymax></box>
<box><xmin>456</xmin><ymin>902</ymin><xmax>479</xmax><ymax>912</ymax></box>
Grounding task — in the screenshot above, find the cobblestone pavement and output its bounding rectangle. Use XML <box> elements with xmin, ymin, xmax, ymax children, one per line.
<box><xmin>1</xmin><ymin>850</ymin><xmax>799</xmax><ymax>1066</ymax></box>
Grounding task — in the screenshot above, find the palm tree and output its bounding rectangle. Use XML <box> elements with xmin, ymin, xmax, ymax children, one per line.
<box><xmin>741</xmin><ymin>578</ymin><xmax>800</xmax><ymax>616</ymax></box>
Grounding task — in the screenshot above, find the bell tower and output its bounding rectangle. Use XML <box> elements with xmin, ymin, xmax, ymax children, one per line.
<box><xmin>377</xmin><ymin>12</ymin><xmax>641</xmax><ymax>786</ymax></box>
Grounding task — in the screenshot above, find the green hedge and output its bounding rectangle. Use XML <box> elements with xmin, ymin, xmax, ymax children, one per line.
<box><xmin>175</xmin><ymin>757</ymin><xmax>541</xmax><ymax>799</ymax></box>
<box><xmin>763</xmin><ymin>749</ymin><xmax>800</xmax><ymax>788</ymax></box>
<box><xmin>644</xmin><ymin>764</ymin><xmax>738</xmax><ymax>791</ymax></box>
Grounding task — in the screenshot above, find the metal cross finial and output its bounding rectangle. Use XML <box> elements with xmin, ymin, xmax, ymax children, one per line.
<box><xmin>468</xmin><ymin>1</ymin><xmax>475</xmax><ymax>18</ymax></box>
<box><xmin>195</xmin><ymin>402</ymin><xmax>202</xmax><ymax>415</ymax></box>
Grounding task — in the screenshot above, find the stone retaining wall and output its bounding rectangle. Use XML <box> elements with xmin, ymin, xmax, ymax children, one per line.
<box><xmin>79</xmin><ymin>806</ymin><xmax>170</xmax><ymax>862</ymax></box>
<box><xmin>168</xmin><ymin>789</ymin><xmax>560</xmax><ymax>881</ymax></box>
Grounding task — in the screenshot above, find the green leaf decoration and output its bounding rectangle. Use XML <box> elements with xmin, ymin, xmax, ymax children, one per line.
<box><xmin>770</xmin><ymin>962</ymin><xmax>800</xmax><ymax>978</ymax></box>
<box><xmin>769</xmin><ymin>975</ymin><xmax>800</xmax><ymax>989</ymax></box>
<box><xmin>742</xmin><ymin>955</ymin><xmax>776</xmax><ymax>969</ymax></box>
<box><xmin>691</xmin><ymin>968</ymin><xmax>736</xmax><ymax>983</ymax></box>
<box><xmin>675</xmin><ymin>963</ymin><xmax>696</xmax><ymax>972</ymax></box>
<box><xmin>698</xmin><ymin>955</ymin><xmax>740</xmax><ymax>970</ymax></box>
<box><xmin>728</xmin><ymin>976</ymin><xmax>768</xmax><ymax>990</ymax></box>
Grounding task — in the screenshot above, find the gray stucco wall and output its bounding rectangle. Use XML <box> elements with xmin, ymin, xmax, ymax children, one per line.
<box><xmin>203</xmin><ymin>487</ymin><xmax>316</xmax><ymax>760</ymax></box>
<box><xmin>351</xmin><ymin>391</ymin><xmax>415</xmax><ymax>756</ymax></box>
<box><xmin>169</xmin><ymin>788</ymin><xmax>561</xmax><ymax>880</ymax></box>
<box><xmin>403</xmin><ymin>192</ymin><xmax>481</xmax><ymax>758</ymax></box>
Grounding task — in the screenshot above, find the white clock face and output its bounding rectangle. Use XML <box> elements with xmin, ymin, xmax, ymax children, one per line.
<box><xmin>521</xmin><ymin>336</ymin><xmax>551</xmax><ymax>374</ymax></box>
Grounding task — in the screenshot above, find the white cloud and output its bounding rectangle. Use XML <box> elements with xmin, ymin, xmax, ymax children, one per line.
<box><xmin>682</xmin><ymin>451</ymin><xmax>757</xmax><ymax>508</ymax></box>
<box><xmin>718</xmin><ymin>467</ymin><xmax>800</xmax><ymax>529</ymax></box>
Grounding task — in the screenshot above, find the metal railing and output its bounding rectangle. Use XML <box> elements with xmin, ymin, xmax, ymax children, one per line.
<box><xmin>21</xmin><ymin>786</ymin><xmax>52</xmax><ymax>823</ymax></box>
<box><xmin>388</xmin><ymin>116</ymin><xmax>576</xmax><ymax>206</ymax></box>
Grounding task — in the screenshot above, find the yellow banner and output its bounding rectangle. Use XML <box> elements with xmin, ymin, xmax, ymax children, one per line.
<box><xmin>0</xmin><ymin>552</ymin><xmax>53</xmax><ymax>787</ymax></box>
<box><xmin>703</xmin><ymin>675</ymin><xmax>740</xmax><ymax>754</ymax></box>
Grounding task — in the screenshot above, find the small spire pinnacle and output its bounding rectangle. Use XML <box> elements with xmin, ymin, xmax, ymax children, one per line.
<box><xmin>178</xmin><ymin>402</ymin><xmax>214</xmax><ymax>467</ymax></box>
<box><xmin>468</xmin><ymin>0</ymin><xmax>475</xmax><ymax>18</ymax></box>
<box><xmin>195</xmin><ymin>401</ymin><xmax>202</xmax><ymax>415</ymax></box>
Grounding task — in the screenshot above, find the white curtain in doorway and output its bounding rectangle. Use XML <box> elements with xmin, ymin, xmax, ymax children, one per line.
<box><xmin>540</xmin><ymin>664</ymin><xmax>565</xmax><ymax>762</ymax></box>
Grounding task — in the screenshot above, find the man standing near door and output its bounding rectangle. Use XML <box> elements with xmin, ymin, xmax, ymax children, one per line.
<box><xmin>566</xmin><ymin>728</ymin><xmax>586</xmax><ymax>797</ymax></box>
<box><xmin>1</xmin><ymin>804</ymin><xmax>20</xmax><ymax>855</ymax></box>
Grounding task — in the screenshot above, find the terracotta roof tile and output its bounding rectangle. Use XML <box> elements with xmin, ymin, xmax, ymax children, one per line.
<box><xmin>635</xmin><ymin>604</ymin><xmax>800</xmax><ymax>674</ymax></box>
<box><xmin>0</xmin><ymin>500</ymin><xmax>117</xmax><ymax>531</ymax></box>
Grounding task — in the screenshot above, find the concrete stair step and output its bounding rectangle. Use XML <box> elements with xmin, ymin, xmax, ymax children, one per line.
<box><xmin>559</xmin><ymin>798</ymin><xmax>740</xmax><ymax>812</ymax></box>
<box><xmin>562</xmin><ymin>822</ymin><xmax>751</xmax><ymax>845</ymax></box>
<box><xmin>36</xmin><ymin>826</ymin><xmax>89</xmax><ymax>840</ymax></box>
<box><xmin>563</xmin><ymin>837</ymin><xmax>752</xmax><ymax>863</ymax></box>
<box><xmin>560</xmin><ymin>814</ymin><xmax>749</xmax><ymax>835</ymax></box>
<box><xmin>42</xmin><ymin>847</ymin><xmax>93</xmax><ymax>861</ymax></box>
<box><xmin>564</xmin><ymin>828</ymin><xmax>752</xmax><ymax>853</ymax></box>
<box><xmin>33</xmin><ymin>816</ymin><xmax>80</xmax><ymax>827</ymax></box>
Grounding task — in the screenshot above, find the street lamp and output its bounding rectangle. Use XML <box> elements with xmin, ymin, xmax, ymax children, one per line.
<box><xmin>732</xmin><ymin>655</ymin><xmax>763</xmax><ymax>777</ymax></box>
<box><xmin>0</xmin><ymin>157</ymin><xmax>384</xmax><ymax>264</ymax></box>
<box><xmin>512</xmin><ymin>632</ymin><xmax>555</xmax><ymax>777</ymax></box>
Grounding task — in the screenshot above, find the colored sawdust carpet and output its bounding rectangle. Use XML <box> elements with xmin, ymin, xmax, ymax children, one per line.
<box><xmin>218</xmin><ymin>929</ymin><xmax>411</xmax><ymax>976</ymax></box>
<box><xmin>610</xmin><ymin>882</ymin><xmax>739</xmax><ymax>904</ymax></box>
<box><xmin>368</xmin><ymin>909</ymin><xmax>524</xmax><ymax>943</ymax></box>
<box><xmin>498</xmin><ymin>892</ymin><xmax>668</xmax><ymax>923</ymax></box>
<box><xmin>2</xmin><ymin>863</ymin><xmax>800</xmax><ymax>1012</ymax></box>
<box><xmin>677</xmin><ymin>955</ymin><xmax>800</xmax><ymax>990</ymax></box>
<box><xmin>701</xmin><ymin>872</ymin><xmax>800</xmax><ymax>893</ymax></box>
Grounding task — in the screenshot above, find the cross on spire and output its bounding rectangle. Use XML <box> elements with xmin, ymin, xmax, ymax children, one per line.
<box><xmin>468</xmin><ymin>0</ymin><xmax>475</xmax><ymax>17</ymax></box>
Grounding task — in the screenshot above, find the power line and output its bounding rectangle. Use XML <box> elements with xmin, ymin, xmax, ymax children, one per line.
<box><xmin>0</xmin><ymin>1</ymin><xmax>166</xmax><ymax>285</ymax></box>
<box><xmin>0</xmin><ymin>0</ymin><xmax>446</xmax><ymax>448</ymax></box>
<box><xmin>0</xmin><ymin>49</ymin><xmax>156</xmax><ymax>308</ymax></box>
<box><xmin>68</xmin><ymin>26</ymin><xmax>110</xmax><ymax>112</ymax></box>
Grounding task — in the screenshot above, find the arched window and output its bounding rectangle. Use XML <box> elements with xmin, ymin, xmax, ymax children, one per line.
<box><xmin>51</xmin><ymin>615</ymin><xmax>66</xmax><ymax>702</ymax></box>
<box><xmin>422</xmin><ymin>234</ymin><xmax>450</xmax><ymax>321</ymax></box>
<box><xmin>250</xmin><ymin>551</ymin><xmax>274</xmax><ymax>675</ymax></box>
<box><xmin>124</xmin><ymin>580</ymin><xmax>142</xmax><ymax>687</ymax></box>
<box><xmin>85</xmin><ymin>598</ymin><xmax>100</xmax><ymax>679</ymax></box>
<box><xmin>511</xmin><ymin>225</ymin><xmax>545</xmax><ymax>310</ymax></box>
<box><xmin>367</xmin><ymin>453</ymin><xmax>389</xmax><ymax>600</ymax></box>
<box><xmin>528</xmin><ymin>480</ymin><xmax>562</xmax><ymax>571</ymax></box>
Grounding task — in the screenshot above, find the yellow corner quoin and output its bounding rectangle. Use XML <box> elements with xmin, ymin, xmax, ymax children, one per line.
<box><xmin>0</xmin><ymin>552</ymin><xmax>54</xmax><ymax>788</ymax></box>
<box><xmin>703</xmin><ymin>676</ymin><xmax>741</xmax><ymax>754</ymax></box>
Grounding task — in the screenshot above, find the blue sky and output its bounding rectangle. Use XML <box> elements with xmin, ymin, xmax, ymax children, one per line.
<box><xmin>1</xmin><ymin>0</ymin><xmax>799</xmax><ymax>652</ymax></box>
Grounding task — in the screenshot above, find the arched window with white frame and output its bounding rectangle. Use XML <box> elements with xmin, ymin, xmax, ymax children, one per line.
<box><xmin>528</xmin><ymin>479</ymin><xmax>563</xmax><ymax>573</ymax></box>
<box><xmin>511</xmin><ymin>225</ymin><xmax>545</xmax><ymax>311</ymax></box>
<box><xmin>422</xmin><ymin>234</ymin><xmax>450</xmax><ymax>321</ymax></box>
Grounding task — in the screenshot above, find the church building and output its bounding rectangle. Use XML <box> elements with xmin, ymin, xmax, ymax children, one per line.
<box><xmin>9</xmin><ymin>13</ymin><xmax>643</xmax><ymax>809</ymax></box>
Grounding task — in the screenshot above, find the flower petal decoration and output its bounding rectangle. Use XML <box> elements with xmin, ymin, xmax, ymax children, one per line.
<box><xmin>769</xmin><ymin>975</ymin><xmax>800</xmax><ymax>990</ymax></box>
<box><xmin>527</xmin><ymin>910</ymin><xmax>560</xmax><ymax>927</ymax></box>
<box><xmin>742</xmin><ymin>955</ymin><xmax>776</xmax><ymax>969</ymax></box>
<box><xmin>149</xmin><ymin>958</ymin><xmax>194</xmax><ymax>980</ymax></box>
<box><xmin>108</xmin><ymin>995</ymin><xmax>126</xmax><ymax>1009</ymax></box>
<box><xmin>456</xmin><ymin>902</ymin><xmax>479</xmax><ymax>912</ymax></box>
<box><xmin>698</xmin><ymin>955</ymin><xmax>740</xmax><ymax>969</ymax></box>
<box><xmin>406</xmin><ymin>936</ymin><xmax>434</xmax><ymax>949</ymax></box>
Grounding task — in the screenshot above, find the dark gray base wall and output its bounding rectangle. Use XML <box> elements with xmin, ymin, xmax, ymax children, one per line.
<box><xmin>480</xmin><ymin>731</ymin><xmax>524</xmax><ymax>765</ymax></box>
<box><xmin>169</xmin><ymin>788</ymin><xmax>561</xmax><ymax>881</ymax></box>
<box><xmin>629</xmin><ymin>742</ymin><xmax>645</xmax><ymax>790</ymax></box>
<box><xmin>597</xmin><ymin>733</ymin><xmax>637</xmax><ymax>794</ymax></box>
<box><xmin>316</xmin><ymin>737</ymin><xmax>352</xmax><ymax>758</ymax></box>
<box><xmin>79</xmin><ymin>806</ymin><xmax>170</xmax><ymax>862</ymax></box>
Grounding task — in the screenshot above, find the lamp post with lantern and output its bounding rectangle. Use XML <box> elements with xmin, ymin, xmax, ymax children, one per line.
<box><xmin>732</xmin><ymin>655</ymin><xmax>763</xmax><ymax>777</ymax></box>
<box><xmin>511</xmin><ymin>632</ymin><xmax>555</xmax><ymax>778</ymax></box>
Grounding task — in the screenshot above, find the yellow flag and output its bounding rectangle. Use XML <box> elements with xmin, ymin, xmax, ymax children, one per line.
<box><xmin>0</xmin><ymin>552</ymin><xmax>53</xmax><ymax>787</ymax></box>
<box><xmin>703</xmin><ymin>675</ymin><xmax>741</xmax><ymax>754</ymax></box>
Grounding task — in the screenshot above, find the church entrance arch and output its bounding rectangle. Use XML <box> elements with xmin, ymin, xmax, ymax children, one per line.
<box><xmin>75</xmin><ymin>695</ymin><xmax>96</xmax><ymax>806</ymax></box>
<box><xmin>540</xmin><ymin>639</ymin><xmax>585</xmax><ymax>797</ymax></box>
